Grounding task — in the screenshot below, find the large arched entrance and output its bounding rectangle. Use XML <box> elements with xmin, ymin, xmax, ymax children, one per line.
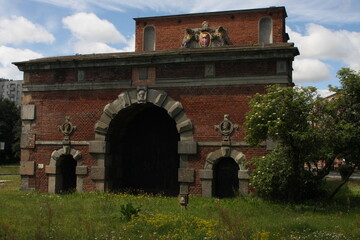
<box><xmin>107</xmin><ymin>103</ymin><xmax>180</xmax><ymax>195</ymax></box>
<box><xmin>214</xmin><ymin>157</ymin><xmax>239</xmax><ymax>198</ymax></box>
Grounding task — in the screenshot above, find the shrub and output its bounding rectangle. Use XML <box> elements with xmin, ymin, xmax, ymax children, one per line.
<box><xmin>249</xmin><ymin>149</ymin><xmax>324</xmax><ymax>201</ymax></box>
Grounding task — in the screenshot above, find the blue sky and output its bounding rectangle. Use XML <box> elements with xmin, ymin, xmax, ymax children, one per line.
<box><xmin>0</xmin><ymin>0</ymin><xmax>359</xmax><ymax>96</ymax></box>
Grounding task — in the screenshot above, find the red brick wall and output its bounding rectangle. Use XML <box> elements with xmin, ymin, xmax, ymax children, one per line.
<box><xmin>26</xmin><ymin>84</ymin><xmax>267</xmax><ymax>193</ymax></box>
<box><xmin>135</xmin><ymin>8</ymin><xmax>287</xmax><ymax>51</ymax></box>
<box><xmin>26</xmin><ymin>60</ymin><xmax>278</xmax><ymax>85</ymax></box>
<box><xmin>28</xmin><ymin>67</ymin><xmax>132</xmax><ymax>84</ymax></box>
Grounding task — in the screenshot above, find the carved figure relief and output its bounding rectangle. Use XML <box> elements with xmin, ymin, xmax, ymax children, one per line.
<box><xmin>137</xmin><ymin>87</ymin><xmax>147</xmax><ymax>103</ymax></box>
<box><xmin>215</xmin><ymin>114</ymin><xmax>239</xmax><ymax>142</ymax></box>
<box><xmin>182</xmin><ymin>21</ymin><xmax>229</xmax><ymax>48</ymax></box>
<box><xmin>59</xmin><ymin>117</ymin><xmax>76</xmax><ymax>141</ymax></box>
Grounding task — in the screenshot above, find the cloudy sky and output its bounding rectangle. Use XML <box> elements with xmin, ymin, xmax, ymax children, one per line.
<box><xmin>0</xmin><ymin>0</ymin><xmax>359</xmax><ymax>96</ymax></box>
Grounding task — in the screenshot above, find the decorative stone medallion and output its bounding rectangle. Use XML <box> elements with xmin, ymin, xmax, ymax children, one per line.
<box><xmin>59</xmin><ymin>116</ymin><xmax>76</xmax><ymax>141</ymax></box>
<box><xmin>214</xmin><ymin>114</ymin><xmax>239</xmax><ymax>141</ymax></box>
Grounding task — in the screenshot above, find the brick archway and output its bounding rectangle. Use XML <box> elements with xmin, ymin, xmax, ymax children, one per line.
<box><xmin>200</xmin><ymin>148</ymin><xmax>249</xmax><ymax>197</ymax></box>
<box><xmin>89</xmin><ymin>88</ymin><xmax>197</xmax><ymax>193</ymax></box>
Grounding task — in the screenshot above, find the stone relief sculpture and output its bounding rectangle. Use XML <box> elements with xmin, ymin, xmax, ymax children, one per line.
<box><xmin>181</xmin><ymin>21</ymin><xmax>229</xmax><ymax>48</ymax></box>
<box><xmin>137</xmin><ymin>87</ymin><xmax>147</xmax><ymax>103</ymax></box>
<box><xmin>58</xmin><ymin>117</ymin><xmax>76</xmax><ymax>141</ymax></box>
<box><xmin>215</xmin><ymin>114</ymin><xmax>239</xmax><ymax>142</ymax></box>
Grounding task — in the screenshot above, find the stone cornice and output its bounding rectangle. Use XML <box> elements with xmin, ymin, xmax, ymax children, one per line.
<box><xmin>14</xmin><ymin>44</ymin><xmax>299</xmax><ymax>71</ymax></box>
<box><xmin>22</xmin><ymin>75</ymin><xmax>290</xmax><ymax>92</ymax></box>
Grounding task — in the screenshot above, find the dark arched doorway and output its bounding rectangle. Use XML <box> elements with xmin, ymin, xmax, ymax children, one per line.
<box><xmin>58</xmin><ymin>155</ymin><xmax>77</xmax><ymax>193</ymax></box>
<box><xmin>214</xmin><ymin>157</ymin><xmax>239</xmax><ymax>198</ymax></box>
<box><xmin>107</xmin><ymin>103</ymin><xmax>180</xmax><ymax>195</ymax></box>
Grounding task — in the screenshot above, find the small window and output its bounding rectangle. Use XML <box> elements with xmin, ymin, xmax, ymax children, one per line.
<box><xmin>259</xmin><ymin>17</ymin><xmax>273</xmax><ymax>44</ymax></box>
<box><xmin>143</xmin><ymin>26</ymin><xmax>155</xmax><ymax>51</ymax></box>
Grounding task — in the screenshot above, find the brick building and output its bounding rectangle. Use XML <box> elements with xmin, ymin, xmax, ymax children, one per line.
<box><xmin>15</xmin><ymin>7</ymin><xmax>298</xmax><ymax>197</ymax></box>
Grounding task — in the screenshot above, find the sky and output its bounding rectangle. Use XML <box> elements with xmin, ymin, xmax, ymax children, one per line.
<box><xmin>0</xmin><ymin>0</ymin><xmax>359</xmax><ymax>97</ymax></box>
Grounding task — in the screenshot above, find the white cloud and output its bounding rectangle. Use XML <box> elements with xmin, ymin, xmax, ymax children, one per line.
<box><xmin>74</xmin><ymin>41</ymin><xmax>120</xmax><ymax>54</ymax></box>
<box><xmin>293</xmin><ymin>58</ymin><xmax>331</xmax><ymax>84</ymax></box>
<box><xmin>0</xmin><ymin>16</ymin><xmax>55</xmax><ymax>45</ymax></box>
<box><xmin>73</xmin><ymin>34</ymin><xmax>135</xmax><ymax>54</ymax></box>
<box><xmin>33</xmin><ymin>0</ymin><xmax>360</xmax><ymax>24</ymax></box>
<box><xmin>0</xmin><ymin>46</ymin><xmax>43</xmax><ymax>79</ymax></box>
<box><xmin>62</xmin><ymin>12</ymin><xmax>126</xmax><ymax>43</ymax></box>
<box><xmin>288</xmin><ymin>24</ymin><xmax>360</xmax><ymax>71</ymax></box>
<box><xmin>119</xmin><ymin>34</ymin><xmax>135</xmax><ymax>52</ymax></box>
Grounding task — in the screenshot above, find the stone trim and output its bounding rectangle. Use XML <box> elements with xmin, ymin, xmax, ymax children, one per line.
<box><xmin>19</xmin><ymin>161</ymin><xmax>35</xmax><ymax>176</ymax></box>
<box><xmin>198</xmin><ymin>141</ymin><xmax>266</xmax><ymax>147</ymax></box>
<box><xmin>178</xmin><ymin>141</ymin><xmax>197</xmax><ymax>154</ymax></box>
<box><xmin>92</xmin><ymin>88</ymin><xmax>195</xmax><ymax>193</ymax></box>
<box><xmin>205</xmin><ymin>148</ymin><xmax>246</xmax><ymax>170</ymax></box>
<box><xmin>35</xmin><ymin>140</ymin><xmax>89</xmax><ymax>145</ymax></box>
<box><xmin>201</xmin><ymin>148</ymin><xmax>249</xmax><ymax>197</ymax></box>
<box><xmin>94</xmin><ymin>88</ymin><xmax>194</xmax><ymax>142</ymax></box>
<box><xmin>21</xmin><ymin>105</ymin><xmax>35</xmax><ymax>120</ymax></box>
<box><xmin>46</xmin><ymin>146</ymin><xmax>84</xmax><ymax>193</ymax></box>
<box><xmin>15</xmin><ymin>43</ymin><xmax>298</xmax><ymax>71</ymax></box>
<box><xmin>22</xmin><ymin>75</ymin><xmax>290</xmax><ymax>92</ymax></box>
<box><xmin>178</xmin><ymin>168</ymin><xmax>195</xmax><ymax>183</ymax></box>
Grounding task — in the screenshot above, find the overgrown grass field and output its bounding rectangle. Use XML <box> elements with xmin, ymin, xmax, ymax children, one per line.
<box><xmin>0</xmin><ymin>165</ymin><xmax>360</xmax><ymax>240</ymax></box>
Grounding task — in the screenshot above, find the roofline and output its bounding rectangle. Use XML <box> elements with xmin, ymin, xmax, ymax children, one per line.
<box><xmin>14</xmin><ymin>43</ymin><xmax>299</xmax><ymax>71</ymax></box>
<box><xmin>134</xmin><ymin>6</ymin><xmax>287</xmax><ymax>21</ymax></box>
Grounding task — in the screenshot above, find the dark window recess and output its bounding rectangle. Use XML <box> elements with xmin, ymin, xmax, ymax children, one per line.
<box><xmin>139</xmin><ymin>67</ymin><xmax>148</xmax><ymax>80</ymax></box>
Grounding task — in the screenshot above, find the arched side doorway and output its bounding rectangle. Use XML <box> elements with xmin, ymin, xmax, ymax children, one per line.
<box><xmin>45</xmin><ymin>146</ymin><xmax>84</xmax><ymax>193</ymax></box>
<box><xmin>214</xmin><ymin>157</ymin><xmax>240</xmax><ymax>198</ymax></box>
<box><xmin>200</xmin><ymin>149</ymin><xmax>249</xmax><ymax>197</ymax></box>
<box><xmin>89</xmin><ymin>88</ymin><xmax>196</xmax><ymax>194</ymax></box>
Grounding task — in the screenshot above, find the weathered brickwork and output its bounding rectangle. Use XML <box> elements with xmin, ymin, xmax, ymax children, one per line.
<box><xmin>15</xmin><ymin>7</ymin><xmax>298</xmax><ymax>197</ymax></box>
<box><xmin>135</xmin><ymin>7</ymin><xmax>287</xmax><ymax>51</ymax></box>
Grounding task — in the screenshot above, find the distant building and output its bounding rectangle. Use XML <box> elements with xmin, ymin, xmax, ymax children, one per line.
<box><xmin>0</xmin><ymin>78</ymin><xmax>22</xmax><ymax>106</ymax></box>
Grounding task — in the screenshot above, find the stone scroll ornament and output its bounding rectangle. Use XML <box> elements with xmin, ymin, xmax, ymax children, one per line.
<box><xmin>58</xmin><ymin>117</ymin><xmax>76</xmax><ymax>142</ymax></box>
<box><xmin>182</xmin><ymin>21</ymin><xmax>229</xmax><ymax>48</ymax></box>
<box><xmin>215</xmin><ymin>114</ymin><xmax>239</xmax><ymax>157</ymax></box>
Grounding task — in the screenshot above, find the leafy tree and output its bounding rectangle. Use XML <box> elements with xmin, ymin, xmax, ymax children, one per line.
<box><xmin>326</xmin><ymin>68</ymin><xmax>360</xmax><ymax>198</ymax></box>
<box><xmin>245</xmin><ymin>85</ymin><xmax>334</xmax><ymax>201</ymax></box>
<box><xmin>0</xmin><ymin>97</ymin><xmax>20</xmax><ymax>163</ymax></box>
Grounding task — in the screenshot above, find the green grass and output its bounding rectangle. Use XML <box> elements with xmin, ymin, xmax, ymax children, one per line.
<box><xmin>0</xmin><ymin>165</ymin><xmax>360</xmax><ymax>239</ymax></box>
<box><xmin>0</xmin><ymin>164</ymin><xmax>19</xmax><ymax>174</ymax></box>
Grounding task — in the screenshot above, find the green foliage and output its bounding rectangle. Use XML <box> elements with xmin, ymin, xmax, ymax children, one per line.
<box><xmin>245</xmin><ymin>85</ymin><xmax>330</xmax><ymax>201</ymax></box>
<box><xmin>246</xmin><ymin>68</ymin><xmax>360</xmax><ymax>200</ymax></box>
<box><xmin>329</xmin><ymin>68</ymin><xmax>360</xmax><ymax>170</ymax></box>
<box><xmin>249</xmin><ymin>150</ymin><xmax>292</xmax><ymax>200</ymax></box>
<box><xmin>249</xmin><ymin>149</ymin><xmax>324</xmax><ymax>201</ymax></box>
<box><xmin>245</xmin><ymin>85</ymin><xmax>319</xmax><ymax>147</ymax></box>
<box><xmin>0</xmin><ymin>97</ymin><xmax>20</xmax><ymax>163</ymax></box>
<box><xmin>120</xmin><ymin>203</ymin><xmax>141</xmax><ymax>221</ymax></box>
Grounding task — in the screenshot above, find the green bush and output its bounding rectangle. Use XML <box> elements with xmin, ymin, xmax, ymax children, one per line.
<box><xmin>249</xmin><ymin>149</ymin><xmax>324</xmax><ymax>201</ymax></box>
